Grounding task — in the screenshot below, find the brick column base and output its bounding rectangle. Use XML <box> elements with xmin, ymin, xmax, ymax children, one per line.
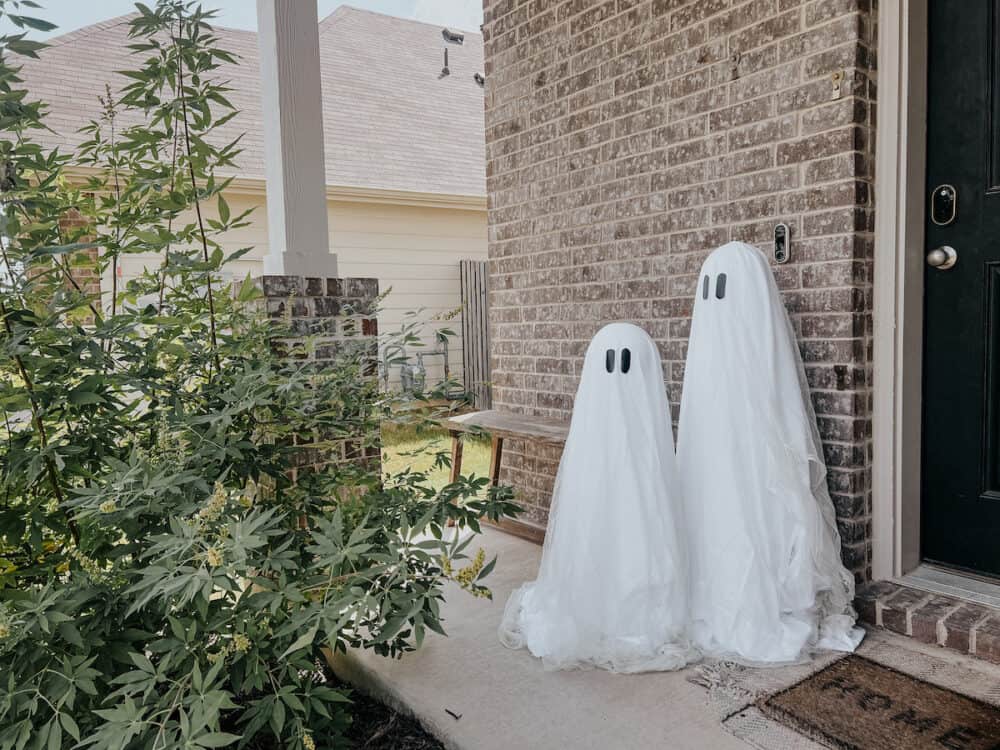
<box><xmin>256</xmin><ymin>274</ymin><xmax>381</xmax><ymax>478</ymax></box>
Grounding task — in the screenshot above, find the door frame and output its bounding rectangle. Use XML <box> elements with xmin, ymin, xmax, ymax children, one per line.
<box><xmin>871</xmin><ymin>0</ymin><xmax>928</xmax><ymax>579</ymax></box>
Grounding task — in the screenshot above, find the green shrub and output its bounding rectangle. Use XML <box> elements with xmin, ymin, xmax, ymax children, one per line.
<box><xmin>0</xmin><ymin>2</ymin><xmax>519</xmax><ymax>748</ymax></box>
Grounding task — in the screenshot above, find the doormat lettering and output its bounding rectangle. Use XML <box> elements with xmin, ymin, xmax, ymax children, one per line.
<box><xmin>758</xmin><ymin>655</ymin><xmax>1000</xmax><ymax>750</ymax></box>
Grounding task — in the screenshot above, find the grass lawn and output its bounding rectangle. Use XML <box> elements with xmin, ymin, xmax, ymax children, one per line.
<box><xmin>381</xmin><ymin>422</ymin><xmax>492</xmax><ymax>489</ymax></box>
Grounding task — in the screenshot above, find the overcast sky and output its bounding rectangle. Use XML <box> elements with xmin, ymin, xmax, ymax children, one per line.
<box><xmin>2</xmin><ymin>0</ymin><xmax>483</xmax><ymax>39</ymax></box>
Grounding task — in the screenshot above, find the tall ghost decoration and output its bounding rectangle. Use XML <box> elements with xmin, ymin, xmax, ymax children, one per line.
<box><xmin>678</xmin><ymin>241</ymin><xmax>863</xmax><ymax>664</ymax></box>
<box><xmin>498</xmin><ymin>323</ymin><xmax>697</xmax><ymax>672</ymax></box>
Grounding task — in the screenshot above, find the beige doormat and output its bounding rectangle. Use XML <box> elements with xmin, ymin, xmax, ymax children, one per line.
<box><xmin>759</xmin><ymin>655</ymin><xmax>1000</xmax><ymax>749</ymax></box>
<box><xmin>688</xmin><ymin>629</ymin><xmax>1000</xmax><ymax>750</ymax></box>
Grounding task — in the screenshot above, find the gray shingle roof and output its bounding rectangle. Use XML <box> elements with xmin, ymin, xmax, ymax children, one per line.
<box><xmin>17</xmin><ymin>6</ymin><xmax>486</xmax><ymax>197</ymax></box>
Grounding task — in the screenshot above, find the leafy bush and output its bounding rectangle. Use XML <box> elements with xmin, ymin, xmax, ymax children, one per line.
<box><xmin>0</xmin><ymin>2</ymin><xmax>518</xmax><ymax>748</ymax></box>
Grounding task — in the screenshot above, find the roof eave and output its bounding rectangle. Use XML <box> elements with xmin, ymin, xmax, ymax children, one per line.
<box><xmin>62</xmin><ymin>166</ymin><xmax>486</xmax><ymax>211</ymax></box>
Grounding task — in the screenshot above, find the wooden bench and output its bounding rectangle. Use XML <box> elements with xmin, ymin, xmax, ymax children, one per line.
<box><xmin>441</xmin><ymin>409</ymin><xmax>569</xmax><ymax>544</ymax></box>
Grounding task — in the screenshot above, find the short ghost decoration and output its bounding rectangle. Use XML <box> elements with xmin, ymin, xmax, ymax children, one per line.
<box><xmin>498</xmin><ymin>323</ymin><xmax>697</xmax><ymax>672</ymax></box>
<box><xmin>678</xmin><ymin>241</ymin><xmax>863</xmax><ymax>664</ymax></box>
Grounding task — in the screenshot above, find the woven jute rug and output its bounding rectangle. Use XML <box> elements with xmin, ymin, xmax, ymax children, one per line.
<box><xmin>688</xmin><ymin>629</ymin><xmax>1000</xmax><ymax>750</ymax></box>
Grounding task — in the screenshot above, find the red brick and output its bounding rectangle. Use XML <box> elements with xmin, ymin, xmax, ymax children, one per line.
<box><xmin>973</xmin><ymin>616</ymin><xmax>1000</xmax><ymax>663</ymax></box>
<box><xmin>910</xmin><ymin>595</ymin><xmax>963</xmax><ymax>645</ymax></box>
<box><xmin>943</xmin><ymin>604</ymin><xmax>990</xmax><ymax>654</ymax></box>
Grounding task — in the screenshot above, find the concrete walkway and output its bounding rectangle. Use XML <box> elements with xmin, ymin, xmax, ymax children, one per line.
<box><xmin>329</xmin><ymin>527</ymin><xmax>748</xmax><ymax>750</ymax></box>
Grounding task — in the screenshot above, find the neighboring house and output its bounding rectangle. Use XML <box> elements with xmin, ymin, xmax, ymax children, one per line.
<box><xmin>482</xmin><ymin>1</ymin><xmax>1000</xmax><ymax>656</ymax></box>
<box><xmin>18</xmin><ymin>6</ymin><xmax>487</xmax><ymax>387</ymax></box>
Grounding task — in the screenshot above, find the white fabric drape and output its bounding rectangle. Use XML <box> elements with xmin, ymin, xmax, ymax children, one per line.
<box><xmin>498</xmin><ymin>323</ymin><xmax>697</xmax><ymax>672</ymax></box>
<box><xmin>677</xmin><ymin>241</ymin><xmax>863</xmax><ymax>665</ymax></box>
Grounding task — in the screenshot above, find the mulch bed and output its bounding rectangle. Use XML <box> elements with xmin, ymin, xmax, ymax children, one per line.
<box><xmin>343</xmin><ymin>684</ymin><xmax>444</xmax><ymax>749</ymax></box>
<box><xmin>228</xmin><ymin>669</ymin><xmax>444</xmax><ymax>750</ymax></box>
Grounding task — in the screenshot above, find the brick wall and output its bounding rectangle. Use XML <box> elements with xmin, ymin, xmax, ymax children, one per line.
<box><xmin>57</xmin><ymin>210</ymin><xmax>101</xmax><ymax>301</ymax></box>
<box><xmin>482</xmin><ymin>0</ymin><xmax>877</xmax><ymax>580</ymax></box>
<box><xmin>22</xmin><ymin>210</ymin><xmax>101</xmax><ymax>323</ymax></box>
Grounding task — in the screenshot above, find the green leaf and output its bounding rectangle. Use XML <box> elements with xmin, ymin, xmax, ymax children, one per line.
<box><xmin>374</xmin><ymin>614</ymin><xmax>409</xmax><ymax>644</ymax></box>
<box><xmin>280</xmin><ymin>691</ymin><xmax>304</xmax><ymax>712</ymax></box>
<box><xmin>33</xmin><ymin>241</ymin><xmax>97</xmax><ymax>257</ymax></box>
<box><xmin>217</xmin><ymin>194</ymin><xmax>230</xmax><ymax>223</ymax></box>
<box><xmin>59</xmin><ymin>713</ymin><xmax>80</xmax><ymax>742</ymax></box>
<box><xmin>6</xmin><ymin>38</ymin><xmax>45</xmax><ymax>58</ymax></box>
<box><xmin>58</xmin><ymin>622</ymin><xmax>84</xmax><ymax>647</ymax></box>
<box><xmin>68</xmin><ymin>390</ymin><xmax>103</xmax><ymax>406</ymax></box>
<box><xmin>129</xmin><ymin>652</ymin><xmax>155</xmax><ymax>674</ymax></box>
<box><xmin>476</xmin><ymin>555</ymin><xmax>498</xmax><ymax>581</ymax></box>
<box><xmin>280</xmin><ymin>621</ymin><xmax>318</xmax><ymax>659</ymax></box>
<box><xmin>269</xmin><ymin>698</ymin><xmax>285</xmax><ymax>735</ymax></box>
<box><xmin>9</xmin><ymin>14</ymin><xmax>57</xmax><ymax>32</ymax></box>
<box><xmin>195</xmin><ymin>732</ymin><xmax>240</xmax><ymax>748</ymax></box>
<box><xmin>236</xmin><ymin>273</ymin><xmax>258</xmax><ymax>302</ymax></box>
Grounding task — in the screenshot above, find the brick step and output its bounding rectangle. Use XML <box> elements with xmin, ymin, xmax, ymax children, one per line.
<box><xmin>856</xmin><ymin>581</ymin><xmax>1000</xmax><ymax>664</ymax></box>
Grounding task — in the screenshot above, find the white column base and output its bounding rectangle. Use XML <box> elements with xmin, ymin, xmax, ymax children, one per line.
<box><xmin>263</xmin><ymin>250</ymin><xmax>338</xmax><ymax>278</ymax></box>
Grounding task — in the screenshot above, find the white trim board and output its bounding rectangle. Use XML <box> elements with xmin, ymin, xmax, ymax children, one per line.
<box><xmin>871</xmin><ymin>0</ymin><xmax>928</xmax><ymax>580</ymax></box>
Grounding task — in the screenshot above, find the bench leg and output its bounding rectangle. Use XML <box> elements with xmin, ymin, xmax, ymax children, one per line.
<box><xmin>449</xmin><ymin>430</ymin><xmax>464</xmax><ymax>484</ymax></box>
<box><xmin>447</xmin><ymin>430</ymin><xmax>464</xmax><ymax>528</ymax></box>
<box><xmin>489</xmin><ymin>435</ymin><xmax>504</xmax><ymax>486</ymax></box>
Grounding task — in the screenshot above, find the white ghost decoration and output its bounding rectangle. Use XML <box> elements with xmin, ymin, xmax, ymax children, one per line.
<box><xmin>498</xmin><ymin>322</ymin><xmax>697</xmax><ymax>672</ymax></box>
<box><xmin>678</xmin><ymin>241</ymin><xmax>863</xmax><ymax>664</ymax></box>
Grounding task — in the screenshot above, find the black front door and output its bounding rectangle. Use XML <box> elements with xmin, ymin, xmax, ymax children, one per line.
<box><xmin>921</xmin><ymin>0</ymin><xmax>1000</xmax><ymax>576</ymax></box>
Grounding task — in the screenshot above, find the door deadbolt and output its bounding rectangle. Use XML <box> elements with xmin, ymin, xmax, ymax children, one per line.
<box><xmin>926</xmin><ymin>245</ymin><xmax>958</xmax><ymax>270</ymax></box>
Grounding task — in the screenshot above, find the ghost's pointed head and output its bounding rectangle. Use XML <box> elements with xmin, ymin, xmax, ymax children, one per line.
<box><xmin>572</xmin><ymin>323</ymin><xmax>669</xmax><ymax>444</ymax></box>
<box><xmin>693</xmin><ymin>241</ymin><xmax>775</xmax><ymax>321</ymax></box>
<box><xmin>582</xmin><ymin>323</ymin><xmax>659</xmax><ymax>383</ymax></box>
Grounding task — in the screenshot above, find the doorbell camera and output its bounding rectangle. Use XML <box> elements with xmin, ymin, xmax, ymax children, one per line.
<box><xmin>774</xmin><ymin>223</ymin><xmax>790</xmax><ymax>264</ymax></box>
<box><xmin>931</xmin><ymin>184</ymin><xmax>957</xmax><ymax>226</ymax></box>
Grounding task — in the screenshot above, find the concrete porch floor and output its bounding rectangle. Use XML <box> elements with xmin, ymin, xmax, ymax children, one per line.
<box><xmin>329</xmin><ymin>527</ymin><xmax>749</xmax><ymax>750</ymax></box>
<box><xmin>330</xmin><ymin>529</ymin><xmax>1000</xmax><ymax>749</ymax></box>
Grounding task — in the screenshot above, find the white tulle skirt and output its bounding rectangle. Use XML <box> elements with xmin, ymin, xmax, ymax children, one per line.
<box><xmin>499</xmin><ymin>580</ymin><xmax>699</xmax><ymax>673</ymax></box>
<box><xmin>677</xmin><ymin>241</ymin><xmax>864</xmax><ymax>666</ymax></box>
<box><xmin>496</xmin><ymin>325</ymin><xmax>698</xmax><ymax>673</ymax></box>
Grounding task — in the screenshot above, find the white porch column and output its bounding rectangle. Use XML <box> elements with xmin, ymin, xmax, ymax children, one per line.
<box><xmin>256</xmin><ymin>0</ymin><xmax>337</xmax><ymax>277</ymax></box>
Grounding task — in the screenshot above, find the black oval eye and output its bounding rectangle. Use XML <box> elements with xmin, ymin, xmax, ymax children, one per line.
<box><xmin>605</xmin><ymin>348</ymin><xmax>615</xmax><ymax>373</ymax></box>
<box><xmin>702</xmin><ymin>274</ymin><xmax>710</xmax><ymax>300</ymax></box>
<box><xmin>620</xmin><ymin>348</ymin><xmax>631</xmax><ymax>374</ymax></box>
<box><xmin>715</xmin><ymin>273</ymin><xmax>727</xmax><ymax>299</ymax></box>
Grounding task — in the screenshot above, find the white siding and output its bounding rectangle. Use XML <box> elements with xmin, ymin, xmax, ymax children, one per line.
<box><xmin>329</xmin><ymin>201</ymin><xmax>486</xmax><ymax>388</ymax></box>
<box><xmin>110</xmin><ymin>191</ymin><xmax>487</xmax><ymax>389</ymax></box>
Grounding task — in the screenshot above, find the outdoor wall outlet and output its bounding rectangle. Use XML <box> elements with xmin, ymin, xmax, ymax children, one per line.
<box><xmin>774</xmin><ymin>223</ymin><xmax>791</xmax><ymax>264</ymax></box>
<box><xmin>831</xmin><ymin>70</ymin><xmax>844</xmax><ymax>100</ymax></box>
